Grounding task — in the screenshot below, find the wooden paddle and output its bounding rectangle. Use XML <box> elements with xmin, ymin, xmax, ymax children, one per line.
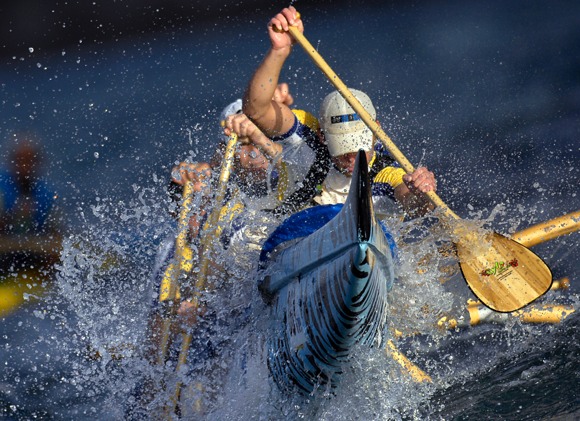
<box><xmin>437</xmin><ymin>301</ymin><xmax>575</xmax><ymax>330</ymax></box>
<box><xmin>385</xmin><ymin>339</ymin><xmax>432</xmax><ymax>383</ymax></box>
<box><xmin>512</xmin><ymin>210</ymin><xmax>580</xmax><ymax>248</ymax></box>
<box><xmin>156</xmin><ymin>180</ymin><xmax>195</xmax><ymax>366</ymax></box>
<box><xmin>166</xmin><ymin>132</ymin><xmax>239</xmax><ymax>415</ymax></box>
<box><xmin>283</xmin><ymin>13</ymin><xmax>552</xmax><ymax>312</ymax></box>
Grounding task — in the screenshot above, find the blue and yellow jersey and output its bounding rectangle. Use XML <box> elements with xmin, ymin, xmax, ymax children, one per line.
<box><xmin>312</xmin><ymin>141</ymin><xmax>405</xmax><ymax>207</ymax></box>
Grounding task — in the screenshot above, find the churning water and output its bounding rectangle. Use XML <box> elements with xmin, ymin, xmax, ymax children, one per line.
<box><xmin>1</xmin><ymin>0</ymin><xmax>579</xmax><ymax>419</ymax></box>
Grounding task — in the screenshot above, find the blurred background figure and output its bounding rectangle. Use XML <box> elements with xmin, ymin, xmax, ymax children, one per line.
<box><xmin>0</xmin><ymin>132</ymin><xmax>64</xmax><ymax>315</ymax></box>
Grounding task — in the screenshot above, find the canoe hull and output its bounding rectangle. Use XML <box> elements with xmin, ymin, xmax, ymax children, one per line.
<box><xmin>267</xmin><ymin>242</ymin><xmax>391</xmax><ymax>395</ymax></box>
<box><xmin>259</xmin><ymin>151</ymin><xmax>395</xmax><ymax>395</ymax></box>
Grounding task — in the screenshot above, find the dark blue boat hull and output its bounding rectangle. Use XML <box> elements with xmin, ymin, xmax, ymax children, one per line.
<box><xmin>259</xmin><ymin>151</ymin><xmax>395</xmax><ymax>395</ymax></box>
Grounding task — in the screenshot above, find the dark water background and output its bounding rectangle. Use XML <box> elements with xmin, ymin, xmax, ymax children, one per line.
<box><xmin>1</xmin><ymin>0</ymin><xmax>579</xmax><ymax>419</ymax></box>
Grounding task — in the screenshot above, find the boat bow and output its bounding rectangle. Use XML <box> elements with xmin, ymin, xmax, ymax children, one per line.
<box><xmin>259</xmin><ymin>151</ymin><xmax>395</xmax><ymax>395</ymax></box>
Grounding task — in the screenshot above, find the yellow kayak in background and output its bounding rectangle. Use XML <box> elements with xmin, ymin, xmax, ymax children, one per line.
<box><xmin>0</xmin><ymin>235</ymin><xmax>61</xmax><ymax>318</ymax></box>
<box><xmin>0</xmin><ymin>270</ymin><xmax>50</xmax><ymax>317</ymax></box>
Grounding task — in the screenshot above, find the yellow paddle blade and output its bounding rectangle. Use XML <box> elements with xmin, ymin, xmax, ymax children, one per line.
<box><xmin>457</xmin><ymin>232</ymin><xmax>553</xmax><ymax>312</ymax></box>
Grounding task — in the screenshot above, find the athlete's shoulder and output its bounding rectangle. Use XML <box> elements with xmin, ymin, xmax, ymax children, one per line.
<box><xmin>291</xmin><ymin>109</ymin><xmax>319</xmax><ymax>132</ymax></box>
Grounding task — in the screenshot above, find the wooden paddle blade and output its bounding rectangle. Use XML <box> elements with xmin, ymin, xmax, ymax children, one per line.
<box><xmin>457</xmin><ymin>232</ymin><xmax>552</xmax><ymax>313</ymax></box>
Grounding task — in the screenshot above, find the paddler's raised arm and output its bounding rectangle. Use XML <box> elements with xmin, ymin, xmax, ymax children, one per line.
<box><xmin>243</xmin><ymin>6</ymin><xmax>302</xmax><ymax>137</ymax></box>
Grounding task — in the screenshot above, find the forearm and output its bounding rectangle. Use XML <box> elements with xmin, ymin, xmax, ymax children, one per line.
<box><xmin>394</xmin><ymin>186</ymin><xmax>435</xmax><ymax>218</ymax></box>
<box><xmin>252</xmin><ymin>131</ymin><xmax>283</xmax><ymax>159</ymax></box>
<box><xmin>243</xmin><ymin>47</ymin><xmax>295</xmax><ymax>137</ymax></box>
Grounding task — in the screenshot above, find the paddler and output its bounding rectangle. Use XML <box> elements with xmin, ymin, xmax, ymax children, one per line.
<box><xmin>314</xmin><ymin>89</ymin><xmax>437</xmax><ymax>218</ymax></box>
<box><xmin>0</xmin><ymin>134</ymin><xmax>64</xmax><ymax>271</ymax></box>
<box><xmin>135</xmin><ymin>98</ymin><xmax>304</xmax><ymax>416</ymax></box>
<box><xmin>243</xmin><ymin>6</ymin><xmax>438</xmax><ymax>219</ymax></box>
<box><xmin>169</xmin><ymin>82</ymin><xmax>331</xmax><ymax>218</ymax></box>
<box><xmin>147</xmin><ymin>101</ymin><xmax>285</xmax><ymax>346</ymax></box>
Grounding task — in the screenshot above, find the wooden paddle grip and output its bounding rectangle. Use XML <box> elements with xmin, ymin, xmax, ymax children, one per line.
<box><xmin>271</xmin><ymin>11</ymin><xmax>301</xmax><ymax>33</ymax></box>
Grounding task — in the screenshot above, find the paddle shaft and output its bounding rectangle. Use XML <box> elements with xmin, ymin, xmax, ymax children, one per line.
<box><xmin>385</xmin><ymin>339</ymin><xmax>432</xmax><ymax>383</ymax></box>
<box><xmin>194</xmin><ymin>133</ymin><xmax>239</xmax><ymax>292</ymax></box>
<box><xmin>157</xmin><ymin>180</ymin><xmax>195</xmax><ymax>365</ymax></box>
<box><xmin>437</xmin><ymin>303</ymin><xmax>575</xmax><ymax>329</ymax></box>
<box><xmin>287</xmin><ymin>26</ymin><xmax>459</xmax><ymax>221</ymax></box>
<box><xmin>167</xmin><ymin>133</ymin><xmax>238</xmax><ymax>416</ymax></box>
<box><xmin>512</xmin><ymin>210</ymin><xmax>580</xmax><ymax>248</ymax></box>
